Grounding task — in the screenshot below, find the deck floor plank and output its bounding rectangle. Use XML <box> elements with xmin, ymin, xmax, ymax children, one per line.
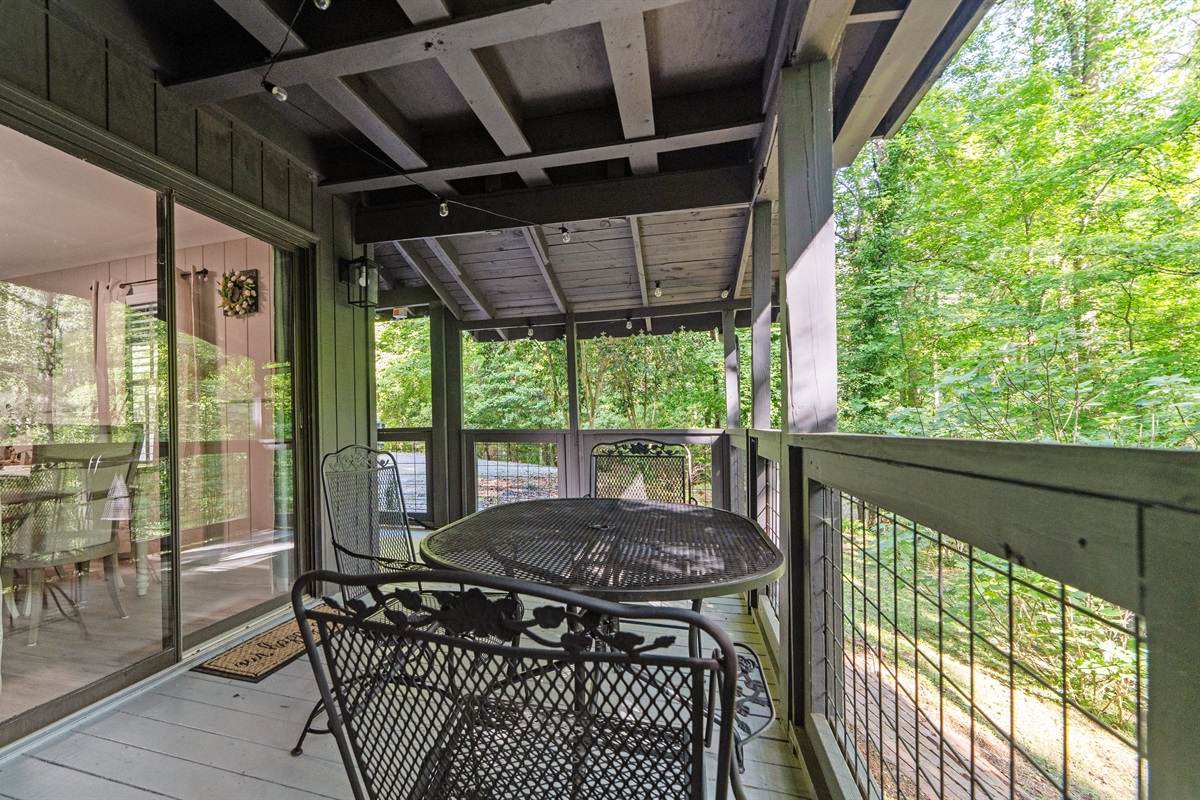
<box><xmin>0</xmin><ymin>592</ymin><xmax>815</xmax><ymax>800</ymax></box>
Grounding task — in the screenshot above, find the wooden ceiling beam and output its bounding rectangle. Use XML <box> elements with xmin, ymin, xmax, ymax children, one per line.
<box><xmin>601</xmin><ymin>13</ymin><xmax>657</xmax><ymax>175</ymax></box>
<box><xmin>309</xmin><ymin>75</ymin><xmax>428</xmax><ymax>171</ymax></box>
<box><xmin>628</xmin><ymin>216</ymin><xmax>650</xmax><ymax>307</ymax></box>
<box><xmin>424</xmin><ymin>237</ymin><xmax>500</xmax><ymax>322</ymax></box>
<box><xmin>395</xmin><ymin>0</ymin><xmax>451</xmax><ymax>25</ymax></box>
<box><xmin>521</xmin><ymin>227</ymin><xmax>569</xmax><ymax>313</ymax></box>
<box><xmin>393</xmin><ymin>241</ymin><xmax>467</xmax><ymax>320</ymax></box>
<box><xmin>324</xmin><ymin>119</ymin><xmax>761</xmax><ymax>193</ymax></box>
<box><xmin>171</xmin><ymin>0</ymin><xmax>693</xmax><ymax>104</ymax></box>
<box><xmin>212</xmin><ymin>0</ymin><xmax>305</xmax><ymax>55</ymax></box>
<box><xmin>458</xmin><ymin>297</ymin><xmax>755</xmax><ymax>331</ymax></box>
<box><xmin>833</xmin><ymin>0</ymin><xmax>960</xmax><ymax>167</ymax></box>
<box><xmin>357</xmin><ymin>164</ymin><xmax>753</xmax><ymax>241</ymax></box>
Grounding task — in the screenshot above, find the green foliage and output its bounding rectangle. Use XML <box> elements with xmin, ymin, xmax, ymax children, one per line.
<box><xmin>836</xmin><ymin>0</ymin><xmax>1200</xmax><ymax>446</ymax></box>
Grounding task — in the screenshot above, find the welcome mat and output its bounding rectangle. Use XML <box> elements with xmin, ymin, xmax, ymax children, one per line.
<box><xmin>193</xmin><ymin>606</ymin><xmax>333</xmax><ymax>683</ymax></box>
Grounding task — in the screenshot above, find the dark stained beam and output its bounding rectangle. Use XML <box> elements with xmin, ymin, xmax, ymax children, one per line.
<box><xmin>212</xmin><ymin>0</ymin><xmax>305</xmax><ymax>55</ymax></box>
<box><xmin>324</xmin><ymin>119</ymin><xmax>760</xmax><ymax>193</ymax></box>
<box><xmin>309</xmin><ymin>75</ymin><xmax>428</xmax><ymax>171</ymax></box>
<box><xmin>459</xmin><ymin>297</ymin><xmax>754</xmax><ymax>331</ymax></box>
<box><xmin>378</xmin><ymin>285</ymin><xmax>440</xmax><ymax>308</ymax></box>
<box><xmin>601</xmin><ymin>13</ymin><xmax>657</xmax><ymax>175</ymax></box>
<box><xmin>833</xmin><ymin>0</ymin><xmax>961</xmax><ymax>167</ymax></box>
<box><xmin>170</xmin><ymin>0</ymin><xmax>693</xmax><ymax>103</ymax></box>
<box><xmin>425</xmin><ymin>237</ymin><xmax>500</xmax><ymax>321</ymax></box>
<box><xmin>394</xmin><ymin>241</ymin><xmax>466</xmax><ymax>319</ymax></box>
<box><xmin>356</xmin><ymin>164</ymin><xmax>754</xmax><ymax>241</ymax></box>
<box><xmin>395</xmin><ymin>0</ymin><xmax>451</xmax><ymax>25</ymax></box>
<box><xmin>521</xmin><ymin>227</ymin><xmax>569</xmax><ymax>313</ymax></box>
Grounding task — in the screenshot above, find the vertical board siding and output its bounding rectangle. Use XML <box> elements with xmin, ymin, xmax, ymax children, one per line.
<box><xmin>261</xmin><ymin>147</ymin><xmax>290</xmax><ymax>220</ymax></box>
<box><xmin>196</xmin><ymin>109</ymin><xmax>233</xmax><ymax>192</ymax></box>
<box><xmin>231</xmin><ymin>128</ymin><xmax>263</xmax><ymax>206</ymax></box>
<box><xmin>47</xmin><ymin>15</ymin><xmax>105</xmax><ymax>128</ymax></box>
<box><xmin>289</xmin><ymin>165</ymin><xmax>313</xmax><ymax>230</ymax></box>
<box><xmin>0</xmin><ymin>0</ymin><xmax>47</xmax><ymax>97</ymax></box>
<box><xmin>106</xmin><ymin>52</ymin><xmax>156</xmax><ymax>153</ymax></box>
<box><xmin>155</xmin><ymin>84</ymin><xmax>196</xmax><ymax>173</ymax></box>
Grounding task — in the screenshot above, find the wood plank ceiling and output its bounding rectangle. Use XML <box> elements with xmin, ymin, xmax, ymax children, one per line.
<box><xmin>62</xmin><ymin>0</ymin><xmax>993</xmax><ymax>337</ymax></box>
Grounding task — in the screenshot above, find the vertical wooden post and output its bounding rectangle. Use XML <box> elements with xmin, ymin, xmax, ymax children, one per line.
<box><xmin>430</xmin><ymin>301</ymin><xmax>464</xmax><ymax>525</ymax></box>
<box><xmin>564</xmin><ymin>313</ymin><xmax>581</xmax><ymax>497</ymax></box>
<box><xmin>723</xmin><ymin>308</ymin><xmax>741</xmax><ymax>429</ymax></box>
<box><xmin>750</xmin><ymin>200</ymin><xmax>773</xmax><ymax>432</ymax></box>
<box><xmin>776</xmin><ymin>59</ymin><xmax>836</xmax><ymax>731</ymax></box>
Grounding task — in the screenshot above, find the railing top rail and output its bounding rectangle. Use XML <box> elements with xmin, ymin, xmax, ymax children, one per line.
<box><xmin>790</xmin><ymin>432</ymin><xmax>1200</xmax><ymax>516</ymax></box>
<box><xmin>377</xmin><ymin>428</ymin><xmax>433</xmax><ymax>442</ymax></box>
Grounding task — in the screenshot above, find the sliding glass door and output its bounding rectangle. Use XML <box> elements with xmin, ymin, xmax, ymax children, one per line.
<box><xmin>173</xmin><ymin>205</ymin><xmax>297</xmax><ymax>643</ymax></box>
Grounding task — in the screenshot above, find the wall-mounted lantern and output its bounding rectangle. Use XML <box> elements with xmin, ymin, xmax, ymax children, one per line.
<box><xmin>340</xmin><ymin>256</ymin><xmax>380</xmax><ymax>308</ymax></box>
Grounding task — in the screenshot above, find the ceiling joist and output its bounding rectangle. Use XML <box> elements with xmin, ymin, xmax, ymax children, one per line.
<box><xmin>171</xmin><ymin>0</ymin><xmax>693</xmax><ymax>103</ymax></box>
<box><xmin>424</xmin><ymin>237</ymin><xmax>500</xmax><ymax>322</ymax></box>
<box><xmin>393</xmin><ymin>241</ymin><xmax>467</xmax><ymax>319</ymax></box>
<box><xmin>309</xmin><ymin>75</ymin><xmax>428</xmax><ymax>171</ymax></box>
<box><xmin>601</xmin><ymin>13</ymin><xmax>657</xmax><ymax>175</ymax></box>
<box><xmin>521</xmin><ymin>227</ymin><xmax>569</xmax><ymax>313</ymax></box>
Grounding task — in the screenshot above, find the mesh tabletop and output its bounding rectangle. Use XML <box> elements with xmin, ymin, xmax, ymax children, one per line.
<box><xmin>420</xmin><ymin>498</ymin><xmax>785</xmax><ymax>601</ymax></box>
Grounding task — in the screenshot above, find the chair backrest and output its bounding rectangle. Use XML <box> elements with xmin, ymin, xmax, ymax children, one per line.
<box><xmin>294</xmin><ymin>569</ymin><xmax>737</xmax><ymax>800</ymax></box>
<box><xmin>591</xmin><ymin>438</ymin><xmax>694</xmax><ymax>504</ymax></box>
<box><xmin>320</xmin><ymin>444</ymin><xmax>416</xmax><ymax>579</ymax></box>
<box><xmin>5</xmin><ymin>440</ymin><xmax>139</xmax><ymax>561</ymax></box>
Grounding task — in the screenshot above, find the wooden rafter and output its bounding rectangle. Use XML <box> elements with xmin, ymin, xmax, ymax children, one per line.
<box><xmin>424</xmin><ymin>237</ymin><xmax>500</xmax><ymax>322</ymax></box>
<box><xmin>833</xmin><ymin>0</ymin><xmax>960</xmax><ymax>167</ymax></box>
<box><xmin>628</xmin><ymin>216</ymin><xmax>650</xmax><ymax>307</ymax></box>
<box><xmin>309</xmin><ymin>76</ymin><xmax>427</xmax><ymax>171</ymax></box>
<box><xmin>324</xmin><ymin>118</ymin><xmax>760</xmax><ymax>194</ymax></box>
<box><xmin>601</xmin><ymin>13</ymin><xmax>657</xmax><ymax>175</ymax></box>
<box><xmin>393</xmin><ymin>241</ymin><xmax>466</xmax><ymax>320</ymax></box>
<box><xmin>395</xmin><ymin>0</ymin><xmax>451</xmax><ymax>25</ymax></box>
<box><xmin>172</xmin><ymin>0</ymin><xmax>693</xmax><ymax>103</ymax></box>
<box><xmin>457</xmin><ymin>298</ymin><xmax>753</xmax><ymax>331</ymax></box>
<box><xmin>211</xmin><ymin>0</ymin><xmax>305</xmax><ymax>55</ymax></box>
<box><xmin>521</xmin><ymin>227</ymin><xmax>569</xmax><ymax>313</ymax></box>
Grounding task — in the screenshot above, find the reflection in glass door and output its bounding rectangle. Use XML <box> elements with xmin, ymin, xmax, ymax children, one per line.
<box><xmin>173</xmin><ymin>205</ymin><xmax>295</xmax><ymax>639</ymax></box>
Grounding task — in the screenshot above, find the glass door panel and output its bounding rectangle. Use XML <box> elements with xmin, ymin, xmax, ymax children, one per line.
<box><xmin>173</xmin><ymin>205</ymin><xmax>295</xmax><ymax>638</ymax></box>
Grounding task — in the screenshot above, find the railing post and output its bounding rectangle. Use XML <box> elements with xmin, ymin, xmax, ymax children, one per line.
<box><xmin>564</xmin><ymin>312</ymin><xmax>582</xmax><ymax>497</ymax></box>
<box><xmin>429</xmin><ymin>301</ymin><xmax>463</xmax><ymax>525</ymax></box>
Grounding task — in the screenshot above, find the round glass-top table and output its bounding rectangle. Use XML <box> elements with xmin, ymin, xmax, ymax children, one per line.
<box><xmin>419</xmin><ymin>497</ymin><xmax>785</xmax><ymax>602</ymax></box>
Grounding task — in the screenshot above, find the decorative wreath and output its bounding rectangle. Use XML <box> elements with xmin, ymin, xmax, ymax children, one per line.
<box><xmin>219</xmin><ymin>269</ymin><xmax>258</xmax><ymax>317</ymax></box>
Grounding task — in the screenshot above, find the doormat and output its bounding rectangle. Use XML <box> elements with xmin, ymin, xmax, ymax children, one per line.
<box><xmin>193</xmin><ymin>606</ymin><xmax>333</xmax><ymax>683</ymax></box>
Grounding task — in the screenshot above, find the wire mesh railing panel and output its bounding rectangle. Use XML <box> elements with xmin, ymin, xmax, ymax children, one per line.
<box><xmin>818</xmin><ymin>488</ymin><xmax>1148</xmax><ymax>800</ymax></box>
<box><xmin>762</xmin><ymin>457</ymin><xmax>781</xmax><ymax>606</ymax></box>
<box><xmin>731</xmin><ymin>446</ymin><xmax>748</xmax><ymax>517</ymax></box>
<box><xmin>475</xmin><ymin>440</ymin><xmax>559</xmax><ymax>510</ymax></box>
<box><xmin>376</xmin><ymin>439</ymin><xmax>428</xmax><ymax>517</ymax></box>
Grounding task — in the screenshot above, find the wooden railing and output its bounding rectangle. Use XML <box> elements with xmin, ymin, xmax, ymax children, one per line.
<box><xmin>740</xmin><ymin>430</ymin><xmax>1200</xmax><ymax>800</ymax></box>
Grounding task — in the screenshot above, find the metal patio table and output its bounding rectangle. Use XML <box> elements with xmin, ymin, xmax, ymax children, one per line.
<box><xmin>419</xmin><ymin>497</ymin><xmax>785</xmax><ymax>603</ymax></box>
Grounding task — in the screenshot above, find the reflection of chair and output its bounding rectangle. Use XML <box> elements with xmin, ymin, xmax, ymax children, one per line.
<box><xmin>291</xmin><ymin>444</ymin><xmax>425</xmax><ymax>756</ymax></box>
<box><xmin>1</xmin><ymin>440</ymin><xmax>138</xmax><ymax>647</ymax></box>
<box><xmin>591</xmin><ymin>438</ymin><xmax>695</xmax><ymax>504</ymax></box>
<box><xmin>294</xmin><ymin>568</ymin><xmax>740</xmax><ymax>800</ymax></box>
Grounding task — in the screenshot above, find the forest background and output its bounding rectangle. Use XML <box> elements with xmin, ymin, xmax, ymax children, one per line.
<box><xmin>377</xmin><ymin>0</ymin><xmax>1200</xmax><ymax>449</ymax></box>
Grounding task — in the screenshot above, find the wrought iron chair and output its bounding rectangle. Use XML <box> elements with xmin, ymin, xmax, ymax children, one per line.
<box><xmin>1</xmin><ymin>440</ymin><xmax>138</xmax><ymax>648</ymax></box>
<box><xmin>293</xmin><ymin>568</ymin><xmax>741</xmax><ymax>800</ymax></box>
<box><xmin>590</xmin><ymin>438</ymin><xmax>696</xmax><ymax>504</ymax></box>
<box><xmin>292</xmin><ymin>444</ymin><xmax>426</xmax><ymax>756</ymax></box>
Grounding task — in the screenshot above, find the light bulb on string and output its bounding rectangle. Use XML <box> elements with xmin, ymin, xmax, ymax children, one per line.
<box><xmin>625</xmin><ymin>318</ymin><xmax>633</xmax><ymax>330</ymax></box>
<box><xmin>720</xmin><ymin>285</ymin><xmax>731</xmax><ymax>299</ymax></box>
<box><xmin>560</xmin><ymin>226</ymin><xmax>571</xmax><ymax>244</ymax></box>
<box><xmin>653</xmin><ymin>281</ymin><xmax>662</xmax><ymax>298</ymax></box>
<box><xmin>439</xmin><ymin>199</ymin><xmax>450</xmax><ymax>218</ymax></box>
<box><xmin>527</xmin><ymin>326</ymin><xmax>535</xmax><ymax>338</ymax></box>
<box><xmin>313</xmin><ymin>0</ymin><xmax>330</xmax><ymax>8</ymax></box>
<box><xmin>262</xmin><ymin>81</ymin><xmax>287</xmax><ymax>102</ymax></box>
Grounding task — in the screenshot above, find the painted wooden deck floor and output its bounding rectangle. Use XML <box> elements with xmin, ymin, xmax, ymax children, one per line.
<box><xmin>0</xmin><ymin>594</ymin><xmax>816</xmax><ymax>800</ymax></box>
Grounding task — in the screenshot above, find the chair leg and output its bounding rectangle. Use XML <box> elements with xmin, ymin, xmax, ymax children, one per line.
<box><xmin>103</xmin><ymin>554</ymin><xmax>129</xmax><ymax>619</ymax></box>
<box><xmin>730</xmin><ymin>759</ymin><xmax>750</xmax><ymax>800</ymax></box>
<box><xmin>292</xmin><ymin>698</ymin><xmax>329</xmax><ymax>756</ymax></box>
<box><xmin>26</xmin><ymin>568</ymin><xmax>45</xmax><ymax>646</ymax></box>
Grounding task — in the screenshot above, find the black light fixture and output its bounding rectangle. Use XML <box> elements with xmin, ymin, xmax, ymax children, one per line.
<box><xmin>340</xmin><ymin>256</ymin><xmax>380</xmax><ymax>308</ymax></box>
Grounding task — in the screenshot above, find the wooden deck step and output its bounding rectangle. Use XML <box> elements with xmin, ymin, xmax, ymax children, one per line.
<box><xmin>0</xmin><ymin>594</ymin><xmax>816</xmax><ymax>800</ymax></box>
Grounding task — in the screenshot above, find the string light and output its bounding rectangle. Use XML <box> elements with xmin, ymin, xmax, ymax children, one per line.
<box><xmin>262</xmin><ymin>81</ymin><xmax>287</xmax><ymax>102</ymax></box>
<box><xmin>439</xmin><ymin>199</ymin><xmax>450</xmax><ymax>217</ymax></box>
<box><xmin>560</xmin><ymin>226</ymin><xmax>571</xmax><ymax>243</ymax></box>
<box><xmin>653</xmin><ymin>281</ymin><xmax>662</xmax><ymax>298</ymax></box>
<box><xmin>625</xmin><ymin>317</ymin><xmax>633</xmax><ymax>330</ymax></box>
<box><xmin>720</xmin><ymin>285</ymin><xmax>731</xmax><ymax>299</ymax></box>
<box><xmin>527</xmin><ymin>326</ymin><xmax>535</xmax><ymax>338</ymax></box>
<box><xmin>313</xmin><ymin>0</ymin><xmax>331</xmax><ymax>8</ymax></box>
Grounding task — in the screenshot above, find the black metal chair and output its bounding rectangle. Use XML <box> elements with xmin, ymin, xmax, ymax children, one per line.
<box><xmin>590</xmin><ymin>438</ymin><xmax>696</xmax><ymax>504</ymax></box>
<box><xmin>294</xmin><ymin>568</ymin><xmax>740</xmax><ymax>800</ymax></box>
<box><xmin>292</xmin><ymin>444</ymin><xmax>426</xmax><ymax>756</ymax></box>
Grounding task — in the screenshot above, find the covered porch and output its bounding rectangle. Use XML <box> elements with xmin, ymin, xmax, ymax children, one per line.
<box><xmin>0</xmin><ymin>0</ymin><xmax>1196</xmax><ymax>798</ymax></box>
